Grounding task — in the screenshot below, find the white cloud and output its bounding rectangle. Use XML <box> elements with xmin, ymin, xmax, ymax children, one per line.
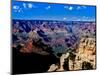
<box><xmin>23</xmin><ymin>3</ymin><xmax>26</xmax><ymax>8</ymax></box>
<box><xmin>23</xmin><ymin>3</ymin><xmax>36</xmax><ymax>9</ymax></box>
<box><xmin>69</xmin><ymin>6</ymin><xmax>73</xmax><ymax>10</ymax></box>
<box><xmin>28</xmin><ymin>3</ymin><xmax>33</xmax><ymax>8</ymax></box>
<box><xmin>18</xmin><ymin>10</ymin><xmax>21</xmax><ymax>12</ymax></box>
<box><xmin>63</xmin><ymin>17</ymin><xmax>67</xmax><ymax>20</ymax></box>
<box><xmin>77</xmin><ymin>6</ymin><xmax>81</xmax><ymax>10</ymax></box>
<box><xmin>14</xmin><ymin>10</ymin><xmax>20</xmax><ymax>13</ymax></box>
<box><xmin>14</xmin><ymin>8</ymin><xmax>22</xmax><ymax>13</ymax></box>
<box><xmin>13</xmin><ymin>5</ymin><xmax>19</xmax><ymax>9</ymax></box>
<box><xmin>46</xmin><ymin>6</ymin><xmax>51</xmax><ymax>10</ymax></box>
<box><xmin>13</xmin><ymin>5</ymin><xmax>21</xmax><ymax>13</ymax></box>
<box><xmin>82</xmin><ymin>16</ymin><xmax>90</xmax><ymax>21</ymax></box>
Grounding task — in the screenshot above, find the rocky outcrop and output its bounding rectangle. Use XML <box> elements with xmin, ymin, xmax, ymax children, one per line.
<box><xmin>48</xmin><ymin>37</ymin><xmax>96</xmax><ymax>71</ymax></box>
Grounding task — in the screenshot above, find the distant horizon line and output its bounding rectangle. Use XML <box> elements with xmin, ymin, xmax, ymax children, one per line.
<box><xmin>12</xmin><ymin>19</ymin><xmax>96</xmax><ymax>22</ymax></box>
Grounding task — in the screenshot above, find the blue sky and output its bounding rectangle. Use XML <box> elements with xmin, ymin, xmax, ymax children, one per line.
<box><xmin>12</xmin><ymin>0</ymin><xmax>96</xmax><ymax>21</ymax></box>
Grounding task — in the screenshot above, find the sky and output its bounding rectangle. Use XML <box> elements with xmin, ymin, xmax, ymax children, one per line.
<box><xmin>12</xmin><ymin>0</ymin><xmax>96</xmax><ymax>21</ymax></box>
